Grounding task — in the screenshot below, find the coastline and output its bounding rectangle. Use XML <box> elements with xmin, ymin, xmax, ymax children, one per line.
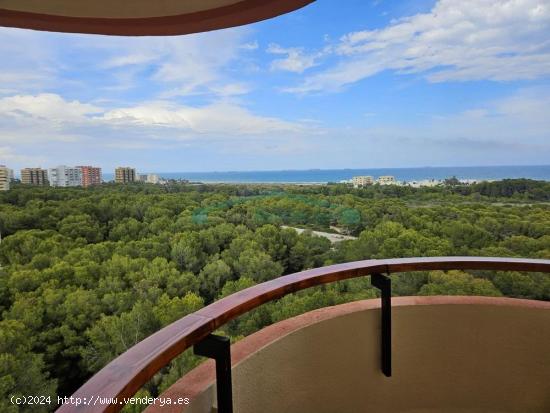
<box><xmin>102</xmin><ymin>165</ymin><xmax>550</xmax><ymax>185</ymax></box>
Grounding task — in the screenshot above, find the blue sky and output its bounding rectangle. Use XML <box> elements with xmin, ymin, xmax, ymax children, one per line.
<box><xmin>0</xmin><ymin>0</ymin><xmax>549</xmax><ymax>173</ymax></box>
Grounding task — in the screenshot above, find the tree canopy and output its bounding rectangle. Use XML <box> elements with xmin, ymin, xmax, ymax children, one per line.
<box><xmin>0</xmin><ymin>180</ymin><xmax>548</xmax><ymax>411</ymax></box>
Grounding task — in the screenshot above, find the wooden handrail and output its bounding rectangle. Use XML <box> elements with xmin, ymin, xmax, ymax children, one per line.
<box><xmin>56</xmin><ymin>257</ymin><xmax>550</xmax><ymax>413</ymax></box>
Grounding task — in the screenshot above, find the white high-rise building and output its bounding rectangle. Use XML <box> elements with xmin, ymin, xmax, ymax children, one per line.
<box><xmin>48</xmin><ymin>165</ymin><xmax>82</xmax><ymax>187</ymax></box>
<box><xmin>0</xmin><ymin>165</ymin><xmax>10</xmax><ymax>191</ymax></box>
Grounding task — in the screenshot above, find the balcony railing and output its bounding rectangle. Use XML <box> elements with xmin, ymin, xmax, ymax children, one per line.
<box><xmin>56</xmin><ymin>256</ymin><xmax>550</xmax><ymax>413</ymax></box>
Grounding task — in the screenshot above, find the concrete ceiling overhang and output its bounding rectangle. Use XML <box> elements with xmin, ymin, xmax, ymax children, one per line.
<box><xmin>0</xmin><ymin>0</ymin><xmax>314</xmax><ymax>36</ymax></box>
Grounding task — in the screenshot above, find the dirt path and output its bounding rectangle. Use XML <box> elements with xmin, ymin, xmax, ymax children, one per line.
<box><xmin>282</xmin><ymin>226</ymin><xmax>357</xmax><ymax>243</ymax></box>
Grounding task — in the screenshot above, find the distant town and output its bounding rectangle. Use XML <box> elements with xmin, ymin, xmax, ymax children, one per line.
<box><xmin>345</xmin><ymin>175</ymin><xmax>485</xmax><ymax>188</ymax></box>
<box><xmin>0</xmin><ymin>164</ymin><xmax>496</xmax><ymax>192</ymax></box>
<box><xmin>0</xmin><ymin>165</ymin><xmax>172</xmax><ymax>191</ymax></box>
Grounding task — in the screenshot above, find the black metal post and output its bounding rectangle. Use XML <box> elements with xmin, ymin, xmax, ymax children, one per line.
<box><xmin>194</xmin><ymin>334</ymin><xmax>233</xmax><ymax>413</ymax></box>
<box><xmin>371</xmin><ymin>273</ymin><xmax>392</xmax><ymax>377</ymax></box>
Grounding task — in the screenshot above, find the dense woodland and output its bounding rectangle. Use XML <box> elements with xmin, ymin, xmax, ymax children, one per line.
<box><xmin>0</xmin><ymin>179</ymin><xmax>549</xmax><ymax>412</ymax></box>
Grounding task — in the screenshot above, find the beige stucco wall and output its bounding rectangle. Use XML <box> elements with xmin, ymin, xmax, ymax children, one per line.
<box><xmin>150</xmin><ymin>297</ymin><xmax>550</xmax><ymax>413</ymax></box>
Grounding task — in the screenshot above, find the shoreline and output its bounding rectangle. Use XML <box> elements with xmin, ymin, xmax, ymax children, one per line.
<box><xmin>102</xmin><ymin>177</ymin><xmax>550</xmax><ymax>185</ymax></box>
<box><xmin>101</xmin><ymin>165</ymin><xmax>550</xmax><ymax>185</ymax></box>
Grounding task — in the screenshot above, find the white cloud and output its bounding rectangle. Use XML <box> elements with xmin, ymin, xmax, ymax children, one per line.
<box><xmin>0</xmin><ymin>93</ymin><xmax>317</xmax><ymax>170</ymax></box>
<box><xmin>0</xmin><ymin>28</ymin><xmax>58</xmax><ymax>93</ymax></box>
<box><xmin>101</xmin><ymin>53</ymin><xmax>159</xmax><ymax>69</ymax></box>
<box><xmin>93</xmin><ymin>29</ymin><xmax>257</xmax><ymax>96</ymax></box>
<box><xmin>148</xmin><ymin>29</ymin><xmax>253</xmax><ymax>96</ymax></box>
<box><xmin>285</xmin><ymin>0</ymin><xmax>550</xmax><ymax>93</ymax></box>
<box><xmin>240</xmin><ymin>41</ymin><xmax>259</xmax><ymax>50</ymax></box>
<box><xmin>0</xmin><ymin>88</ymin><xmax>547</xmax><ymax>171</ymax></box>
<box><xmin>0</xmin><ymin>26</ymin><xmax>258</xmax><ymax>98</ymax></box>
<box><xmin>0</xmin><ymin>146</ymin><xmax>47</xmax><ymax>165</ymax></box>
<box><xmin>0</xmin><ymin>94</ymin><xmax>101</xmax><ymax>123</ymax></box>
<box><xmin>0</xmin><ymin>94</ymin><xmax>100</xmax><ymax>146</ymax></box>
<box><xmin>267</xmin><ymin>43</ymin><xmax>322</xmax><ymax>73</ymax></box>
<box><xmin>208</xmin><ymin>83</ymin><xmax>251</xmax><ymax>97</ymax></box>
<box><xmin>100</xmin><ymin>101</ymin><xmax>305</xmax><ymax>136</ymax></box>
<box><xmin>433</xmin><ymin>87</ymin><xmax>550</xmax><ymax>143</ymax></box>
<box><xmin>358</xmin><ymin>87</ymin><xmax>550</xmax><ymax>152</ymax></box>
<box><xmin>318</xmin><ymin>89</ymin><xmax>550</xmax><ymax>167</ymax></box>
<box><xmin>0</xmin><ymin>93</ymin><xmax>309</xmax><ymax>147</ymax></box>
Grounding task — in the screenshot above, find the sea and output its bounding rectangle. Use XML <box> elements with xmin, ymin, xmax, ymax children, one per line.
<box><xmin>103</xmin><ymin>165</ymin><xmax>550</xmax><ymax>184</ymax></box>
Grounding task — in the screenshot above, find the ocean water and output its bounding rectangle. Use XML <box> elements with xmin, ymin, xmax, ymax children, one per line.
<box><xmin>104</xmin><ymin>165</ymin><xmax>550</xmax><ymax>184</ymax></box>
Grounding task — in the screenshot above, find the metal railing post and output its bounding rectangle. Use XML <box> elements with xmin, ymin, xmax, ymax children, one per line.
<box><xmin>371</xmin><ymin>273</ymin><xmax>392</xmax><ymax>377</ymax></box>
<box><xmin>194</xmin><ymin>334</ymin><xmax>233</xmax><ymax>413</ymax></box>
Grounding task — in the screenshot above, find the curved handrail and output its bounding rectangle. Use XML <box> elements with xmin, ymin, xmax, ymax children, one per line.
<box><xmin>57</xmin><ymin>257</ymin><xmax>550</xmax><ymax>413</ymax></box>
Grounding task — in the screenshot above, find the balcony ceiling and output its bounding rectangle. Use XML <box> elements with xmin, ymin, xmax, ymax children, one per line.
<box><xmin>0</xmin><ymin>0</ymin><xmax>314</xmax><ymax>35</ymax></box>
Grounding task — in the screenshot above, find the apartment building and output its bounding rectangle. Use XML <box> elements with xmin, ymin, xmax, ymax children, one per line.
<box><xmin>21</xmin><ymin>168</ymin><xmax>48</xmax><ymax>185</ymax></box>
<box><xmin>48</xmin><ymin>165</ymin><xmax>82</xmax><ymax>187</ymax></box>
<box><xmin>352</xmin><ymin>176</ymin><xmax>374</xmax><ymax>188</ymax></box>
<box><xmin>78</xmin><ymin>166</ymin><xmax>102</xmax><ymax>187</ymax></box>
<box><xmin>377</xmin><ymin>175</ymin><xmax>397</xmax><ymax>185</ymax></box>
<box><xmin>115</xmin><ymin>167</ymin><xmax>136</xmax><ymax>184</ymax></box>
<box><xmin>0</xmin><ymin>165</ymin><xmax>10</xmax><ymax>191</ymax></box>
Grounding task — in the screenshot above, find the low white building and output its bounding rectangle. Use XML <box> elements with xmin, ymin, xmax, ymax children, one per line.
<box><xmin>48</xmin><ymin>165</ymin><xmax>82</xmax><ymax>187</ymax></box>
<box><xmin>147</xmin><ymin>174</ymin><xmax>160</xmax><ymax>184</ymax></box>
<box><xmin>377</xmin><ymin>175</ymin><xmax>397</xmax><ymax>185</ymax></box>
<box><xmin>352</xmin><ymin>176</ymin><xmax>374</xmax><ymax>188</ymax></box>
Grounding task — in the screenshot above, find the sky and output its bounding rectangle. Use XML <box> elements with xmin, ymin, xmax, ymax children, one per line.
<box><xmin>0</xmin><ymin>0</ymin><xmax>549</xmax><ymax>173</ymax></box>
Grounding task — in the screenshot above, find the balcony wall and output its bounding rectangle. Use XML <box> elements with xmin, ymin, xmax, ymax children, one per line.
<box><xmin>149</xmin><ymin>296</ymin><xmax>550</xmax><ymax>413</ymax></box>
